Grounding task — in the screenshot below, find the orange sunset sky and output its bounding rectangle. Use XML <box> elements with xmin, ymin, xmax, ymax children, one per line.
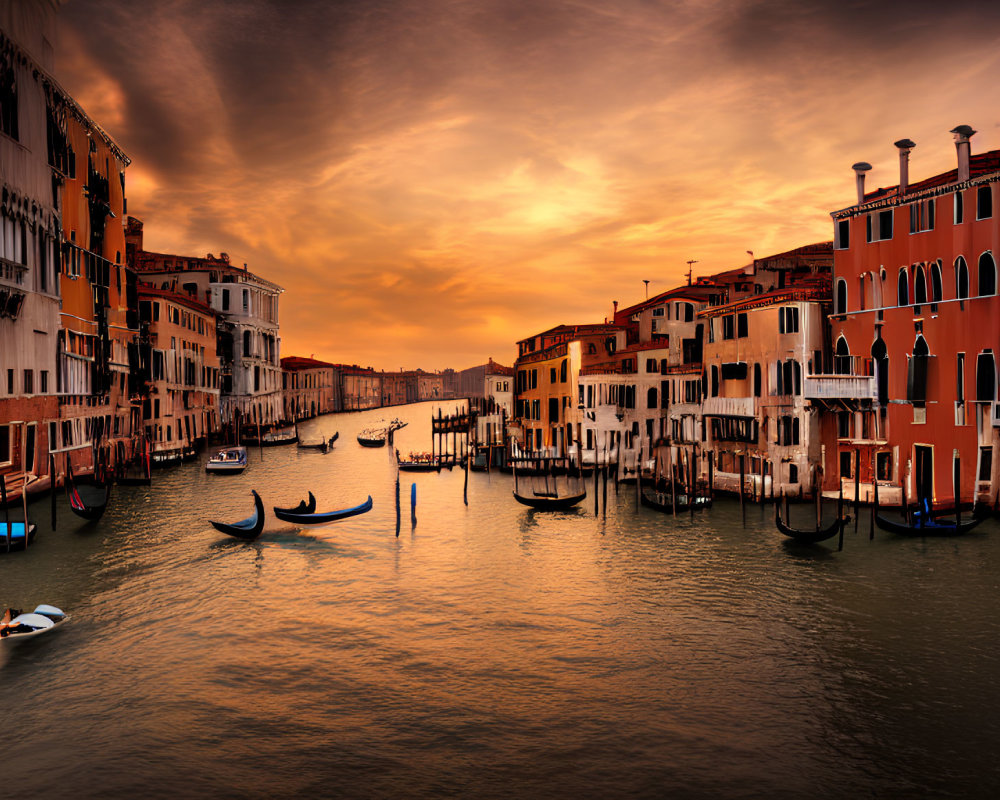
<box><xmin>56</xmin><ymin>0</ymin><xmax>1000</xmax><ymax>371</ymax></box>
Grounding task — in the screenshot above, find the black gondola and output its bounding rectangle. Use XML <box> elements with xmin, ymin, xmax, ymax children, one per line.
<box><xmin>776</xmin><ymin>507</ymin><xmax>850</xmax><ymax>544</ymax></box>
<box><xmin>66</xmin><ymin>462</ymin><xmax>110</xmax><ymax>523</ymax></box>
<box><xmin>274</xmin><ymin>492</ymin><xmax>317</xmax><ymax>515</ymax></box>
<box><xmin>874</xmin><ymin>511</ymin><xmax>983</xmax><ymax>537</ymax></box>
<box><xmin>298</xmin><ymin>432</ymin><xmax>339</xmax><ymax>452</ymax></box>
<box><xmin>273</xmin><ymin>495</ymin><xmax>373</xmax><ymax>526</ymax></box>
<box><xmin>512</xmin><ymin>490</ymin><xmax>587</xmax><ymax>510</ymax></box>
<box><xmin>210</xmin><ymin>490</ymin><xmax>265</xmax><ymax>540</ymax></box>
<box><xmin>640</xmin><ymin>486</ymin><xmax>712</xmax><ymax>514</ymax></box>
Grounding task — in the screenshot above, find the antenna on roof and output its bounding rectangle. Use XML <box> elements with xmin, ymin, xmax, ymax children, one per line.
<box><xmin>642</xmin><ymin>279</ymin><xmax>650</xmax><ymax>300</ymax></box>
<box><xmin>686</xmin><ymin>260</ymin><xmax>698</xmax><ymax>286</ymax></box>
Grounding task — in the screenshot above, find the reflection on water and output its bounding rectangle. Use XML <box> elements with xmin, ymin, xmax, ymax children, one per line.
<box><xmin>3</xmin><ymin>400</ymin><xmax>1000</xmax><ymax>797</ymax></box>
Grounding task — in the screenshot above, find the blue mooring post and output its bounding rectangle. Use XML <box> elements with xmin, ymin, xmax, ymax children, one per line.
<box><xmin>410</xmin><ymin>482</ymin><xmax>417</xmax><ymax>529</ymax></box>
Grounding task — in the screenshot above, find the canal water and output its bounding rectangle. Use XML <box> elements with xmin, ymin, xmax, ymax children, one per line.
<box><xmin>3</xmin><ymin>400</ymin><xmax>1000</xmax><ymax>798</ymax></box>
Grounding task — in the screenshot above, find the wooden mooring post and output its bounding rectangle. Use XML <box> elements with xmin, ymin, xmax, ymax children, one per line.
<box><xmin>50</xmin><ymin>453</ymin><xmax>57</xmax><ymax>531</ymax></box>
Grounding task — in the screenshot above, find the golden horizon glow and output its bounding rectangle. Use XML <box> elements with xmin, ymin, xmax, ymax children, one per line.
<box><xmin>56</xmin><ymin>0</ymin><xmax>1000</xmax><ymax>370</ymax></box>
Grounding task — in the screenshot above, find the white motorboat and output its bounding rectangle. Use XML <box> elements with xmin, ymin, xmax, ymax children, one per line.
<box><xmin>205</xmin><ymin>446</ymin><xmax>248</xmax><ymax>474</ymax></box>
<box><xmin>1</xmin><ymin>605</ymin><xmax>69</xmax><ymax>642</ymax></box>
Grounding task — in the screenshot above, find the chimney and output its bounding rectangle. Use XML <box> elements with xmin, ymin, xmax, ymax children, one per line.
<box><xmin>852</xmin><ymin>162</ymin><xmax>873</xmax><ymax>205</ymax></box>
<box><xmin>612</xmin><ymin>300</ymin><xmax>618</xmax><ymax>316</ymax></box>
<box><xmin>894</xmin><ymin>139</ymin><xmax>915</xmax><ymax>195</ymax></box>
<box><xmin>950</xmin><ymin>125</ymin><xmax>976</xmax><ymax>182</ymax></box>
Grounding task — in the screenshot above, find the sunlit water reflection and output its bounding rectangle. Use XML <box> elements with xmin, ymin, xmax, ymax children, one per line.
<box><xmin>3</xmin><ymin>401</ymin><xmax>1000</xmax><ymax>798</ymax></box>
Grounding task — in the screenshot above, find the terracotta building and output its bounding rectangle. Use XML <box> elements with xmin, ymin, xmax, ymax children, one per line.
<box><xmin>824</xmin><ymin>127</ymin><xmax>1000</xmax><ymax>508</ymax></box>
<box><xmin>135</xmin><ymin>284</ymin><xmax>220</xmax><ymax>464</ymax></box>
<box><xmin>281</xmin><ymin>355</ymin><xmax>338</xmax><ymax>420</ymax></box>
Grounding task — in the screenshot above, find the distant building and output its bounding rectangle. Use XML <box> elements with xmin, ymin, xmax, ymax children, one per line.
<box><xmin>339</xmin><ymin>365</ymin><xmax>381</xmax><ymax>410</ymax></box>
<box><xmin>136</xmin><ymin>284</ymin><xmax>220</xmax><ymax>463</ymax></box>
<box><xmin>126</xmin><ymin>217</ymin><xmax>284</xmax><ymax>429</ymax></box>
<box><xmin>281</xmin><ymin>356</ymin><xmax>338</xmax><ymax>420</ymax></box>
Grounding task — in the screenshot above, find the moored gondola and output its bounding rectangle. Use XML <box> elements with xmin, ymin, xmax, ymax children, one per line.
<box><xmin>273</xmin><ymin>495</ymin><xmax>373</xmax><ymax>526</ymax></box>
<box><xmin>209</xmin><ymin>490</ymin><xmax>265</xmax><ymax>540</ymax></box>
<box><xmin>776</xmin><ymin>507</ymin><xmax>850</xmax><ymax>544</ymax></box>
<box><xmin>512</xmin><ymin>490</ymin><xmax>587</xmax><ymax>510</ymax></box>
<box><xmin>874</xmin><ymin>511</ymin><xmax>983</xmax><ymax>537</ymax></box>
<box><xmin>66</xmin><ymin>462</ymin><xmax>110</xmax><ymax>523</ymax></box>
<box><xmin>640</xmin><ymin>486</ymin><xmax>712</xmax><ymax>514</ymax></box>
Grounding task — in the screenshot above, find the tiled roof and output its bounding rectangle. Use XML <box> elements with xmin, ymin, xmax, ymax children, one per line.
<box><xmin>281</xmin><ymin>356</ymin><xmax>335</xmax><ymax>370</ymax></box>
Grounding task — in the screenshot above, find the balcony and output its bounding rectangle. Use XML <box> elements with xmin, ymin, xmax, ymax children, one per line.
<box><xmin>804</xmin><ymin>374</ymin><xmax>877</xmax><ymax>400</ymax></box>
<box><xmin>702</xmin><ymin>396</ymin><xmax>754</xmax><ymax>418</ymax></box>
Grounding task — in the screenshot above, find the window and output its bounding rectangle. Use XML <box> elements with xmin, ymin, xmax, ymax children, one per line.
<box><xmin>977</xmin><ymin>185</ymin><xmax>993</xmax><ymax>220</ymax></box>
<box><xmin>737</xmin><ymin>313</ymin><xmax>748</xmax><ymax>338</ymax></box>
<box><xmin>645</xmin><ymin>358</ymin><xmax>659</xmax><ymax>373</ymax></box>
<box><xmin>779</xmin><ymin>307</ymin><xmax>800</xmax><ymax>333</ymax></box>
<box><xmin>652</xmin><ymin>306</ymin><xmax>664</xmax><ymax>317</ymax></box>
<box><xmin>753</xmin><ymin>363</ymin><xmax>762</xmax><ymax>397</ymax></box>
<box><xmin>914</xmin><ymin>265</ymin><xmax>927</xmax><ymax>305</ymax></box>
<box><xmin>868</xmin><ymin>209</ymin><xmax>893</xmax><ymax>242</ymax></box>
<box><xmin>907</xmin><ymin>335</ymin><xmax>930</xmax><ymax>405</ymax></box>
<box><xmin>0</xmin><ymin>50</ymin><xmax>19</xmax><ymax>141</ymax></box>
<box><xmin>979</xmin><ymin>447</ymin><xmax>993</xmax><ymax>482</ymax></box>
<box><xmin>683</xmin><ymin>303</ymin><xmax>694</xmax><ymax>322</ymax></box>
<box><xmin>954</xmin><ymin>191</ymin><xmax>964</xmax><ymax>224</ymax></box>
<box><xmin>840</xmin><ymin>451</ymin><xmax>853</xmax><ymax>478</ymax></box>
<box><xmin>956</xmin><ymin>257</ymin><xmax>970</xmax><ymax>299</ymax></box>
<box><xmin>978</xmin><ymin>252</ymin><xmax>996</xmax><ymax>296</ymax></box>
<box><xmin>646</xmin><ymin>388</ymin><xmax>657</xmax><ymax>409</ymax></box>
<box><xmin>930</xmin><ymin>261</ymin><xmax>943</xmax><ymax>302</ymax></box>
<box><xmin>550</xmin><ymin>367</ymin><xmax>557</xmax><ymax>383</ymax></box>
<box><xmin>910</xmin><ymin>198</ymin><xmax>935</xmax><ymax>233</ymax></box>
<box><xmin>560</xmin><ymin>359</ymin><xmax>568</xmax><ymax>382</ymax></box>
<box><xmin>40</xmin><ymin>371</ymin><xmax>48</xmax><ymax>393</ymax></box>
<box><xmin>23</xmin><ymin>369</ymin><xmax>32</xmax><ymax>394</ymax></box>
<box><xmin>5</xmin><ymin>369</ymin><xmax>12</xmax><ymax>394</ymax></box>
<box><xmin>722</xmin><ymin>315</ymin><xmax>735</xmax><ymax>340</ymax></box>
<box><xmin>711</xmin><ymin>365</ymin><xmax>719</xmax><ymax>397</ymax></box>
<box><xmin>835</xmin><ymin>218</ymin><xmax>850</xmax><ymax>250</ymax></box>
<box><xmin>897</xmin><ymin>269</ymin><xmax>909</xmax><ymax>306</ymax></box>
<box><xmin>976</xmin><ymin>351</ymin><xmax>996</xmax><ymax>403</ymax></box>
<box><xmin>221</xmin><ymin>289</ymin><xmax>230</xmax><ymax>311</ymax></box>
<box><xmin>835</xmin><ymin>279</ymin><xmax>848</xmax><ymax>315</ymax></box>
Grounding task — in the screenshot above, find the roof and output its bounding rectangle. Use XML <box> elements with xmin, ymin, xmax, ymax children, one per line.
<box><xmin>131</xmin><ymin>247</ymin><xmax>284</xmax><ymax>293</ymax></box>
<box><xmin>699</xmin><ymin>278</ymin><xmax>830</xmax><ymax>317</ymax></box>
<box><xmin>281</xmin><ymin>356</ymin><xmax>334</xmax><ymax>371</ymax></box>
<box><xmin>516</xmin><ymin>322</ymin><xmax>622</xmax><ymax>346</ymax></box>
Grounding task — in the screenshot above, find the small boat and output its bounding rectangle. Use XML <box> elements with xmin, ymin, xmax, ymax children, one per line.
<box><xmin>66</xmin><ymin>462</ymin><xmax>110</xmax><ymax>523</ymax></box>
<box><xmin>640</xmin><ymin>486</ymin><xmax>712</xmax><ymax>514</ymax></box>
<box><xmin>396</xmin><ymin>450</ymin><xmax>446</xmax><ymax>472</ymax></box>
<box><xmin>246</xmin><ymin>426</ymin><xmax>298</xmax><ymax>447</ymax></box>
<box><xmin>209</xmin><ymin>490</ymin><xmax>265</xmax><ymax>540</ymax></box>
<box><xmin>776</xmin><ymin>507</ymin><xmax>850</xmax><ymax>544</ymax></box>
<box><xmin>513</xmin><ymin>490</ymin><xmax>587</xmax><ymax>510</ymax></box>
<box><xmin>206</xmin><ymin>446</ymin><xmax>248</xmax><ymax>474</ymax></box>
<box><xmin>273</xmin><ymin>495</ymin><xmax>373</xmax><ymax>526</ymax></box>
<box><xmin>357</xmin><ymin>429</ymin><xmax>387</xmax><ymax>448</ymax></box>
<box><xmin>274</xmin><ymin>492</ymin><xmax>317</xmax><ymax>515</ymax></box>
<box><xmin>874</xmin><ymin>511</ymin><xmax>983</xmax><ymax>537</ymax></box>
<box><xmin>1</xmin><ymin>604</ymin><xmax>69</xmax><ymax>642</ymax></box>
<box><xmin>298</xmin><ymin>432</ymin><xmax>339</xmax><ymax>452</ymax></box>
<box><xmin>1</xmin><ymin>521</ymin><xmax>36</xmax><ymax>551</ymax></box>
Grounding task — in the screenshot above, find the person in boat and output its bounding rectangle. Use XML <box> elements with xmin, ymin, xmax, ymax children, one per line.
<box><xmin>1</xmin><ymin>607</ymin><xmax>23</xmax><ymax>637</ymax></box>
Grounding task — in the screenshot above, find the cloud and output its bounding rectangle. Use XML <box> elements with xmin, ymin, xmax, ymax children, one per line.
<box><xmin>55</xmin><ymin>0</ymin><xmax>1000</xmax><ymax>369</ymax></box>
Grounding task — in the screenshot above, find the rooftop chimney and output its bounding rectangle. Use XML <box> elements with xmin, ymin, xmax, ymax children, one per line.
<box><xmin>950</xmin><ymin>125</ymin><xmax>976</xmax><ymax>182</ymax></box>
<box><xmin>612</xmin><ymin>300</ymin><xmax>618</xmax><ymax>316</ymax></box>
<box><xmin>852</xmin><ymin>162</ymin><xmax>873</xmax><ymax>205</ymax></box>
<box><xmin>894</xmin><ymin>139</ymin><xmax>915</xmax><ymax>195</ymax></box>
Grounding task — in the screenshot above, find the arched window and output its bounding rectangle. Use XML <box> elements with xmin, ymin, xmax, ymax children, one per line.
<box><xmin>560</xmin><ymin>358</ymin><xmax>568</xmax><ymax>382</ymax></box>
<box><xmin>930</xmin><ymin>261</ymin><xmax>943</xmax><ymax>302</ymax></box>
<box><xmin>646</xmin><ymin>387</ymin><xmax>657</xmax><ymax>409</ymax></box>
<box><xmin>976</xmin><ymin>351</ymin><xmax>996</xmax><ymax>403</ymax></box>
<box><xmin>956</xmin><ymin>256</ymin><xmax>970</xmax><ymax>299</ymax></box>
<box><xmin>872</xmin><ymin>337</ymin><xmax>888</xmax><ymax>406</ymax></box>
<box><xmin>897</xmin><ymin>268</ymin><xmax>909</xmax><ymax>306</ymax></box>
<box><xmin>835</xmin><ymin>337</ymin><xmax>851</xmax><ymax>375</ymax></box>
<box><xmin>914</xmin><ymin>265</ymin><xmax>927</xmax><ymax>305</ymax></box>
<box><xmin>978</xmin><ymin>252</ymin><xmax>997</xmax><ymax>296</ymax></box>
<box><xmin>907</xmin><ymin>335</ymin><xmax>930</xmax><ymax>404</ymax></box>
<box><xmin>835</xmin><ymin>278</ymin><xmax>848</xmax><ymax>314</ymax></box>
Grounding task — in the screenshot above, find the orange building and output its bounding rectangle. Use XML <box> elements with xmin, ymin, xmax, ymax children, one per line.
<box><xmin>824</xmin><ymin>127</ymin><xmax>1000</xmax><ymax>508</ymax></box>
<box><xmin>136</xmin><ymin>285</ymin><xmax>220</xmax><ymax>463</ymax></box>
<box><xmin>281</xmin><ymin>356</ymin><xmax>338</xmax><ymax>420</ymax></box>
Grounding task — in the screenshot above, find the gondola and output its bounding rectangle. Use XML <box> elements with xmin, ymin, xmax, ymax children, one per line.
<box><xmin>272</xmin><ymin>495</ymin><xmax>373</xmax><ymax>526</ymax></box>
<box><xmin>396</xmin><ymin>450</ymin><xmax>443</xmax><ymax>472</ymax></box>
<box><xmin>298</xmin><ymin>432</ymin><xmax>339</xmax><ymax>452</ymax></box>
<box><xmin>874</xmin><ymin>511</ymin><xmax>983</xmax><ymax>537</ymax></box>
<box><xmin>274</xmin><ymin>491</ymin><xmax>317</xmax><ymax>515</ymax></box>
<box><xmin>66</xmin><ymin>462</ymin><xmax>110</xmax><ymax>523</ymax></box>
<box><xmin>1</xmin><ymin>521</ymin><xmax>36</xmax><ymax>551</ymax></box>
<box><xmin>512</xmin><ymin>490</ymin><xmax>587</xmax><ymax>510</ymax></box>
<box><xmin>357</xmin><ymin>429</ymin><xmax>387</xmax><ymax>448</ymax></box>
<box><xmin>776</xmin><ymin>507</ymin><xmax>850</xmax><ymax>544</ymax></box>
<box><xmin>209</xmin><ymin>490</ymin><xmax>265</xmax><ymax>540</ymax></box>
<box><xmin>640</xmin><ymin>486</ymin><xmax>712</xmax><ymax>514</ymax></box>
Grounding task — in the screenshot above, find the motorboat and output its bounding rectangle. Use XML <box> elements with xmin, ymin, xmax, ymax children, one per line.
<box><xmin>206</xmin><ymin>446</ymin><xmax>248</xmax><ymax>474</ymax></box>
<box><xmin>1</xmin><ymin>605</ymin><xmax>69</xmax><ymax>642</ymax></box>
